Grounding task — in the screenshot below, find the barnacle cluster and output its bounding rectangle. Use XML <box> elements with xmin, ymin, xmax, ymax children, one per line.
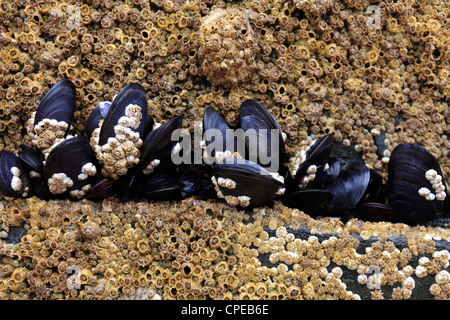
<box><xmin>0</xmin><ymin>198</ymin><xmax>450</xmax><ymax>300</ymax></box>
<box><xmin>0</xmin><ymin>0</ymin><xmax>449</xmax><ymax>300</ymax></box>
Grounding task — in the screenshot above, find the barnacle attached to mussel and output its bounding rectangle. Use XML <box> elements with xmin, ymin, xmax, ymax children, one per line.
<box><xmin>44</xmin><ymin>136</ymin><xmax>97</xmax><ymax>199</ymax></box>
<box><xmin>388</xmin><ymin>143</ymin><xmax>448</xmax><ymax>225</ymax></box>
<box><xmin>211</xmin><ymin>158</ymin><xmax>285</xmax><ymax>208</ymax></box>
<box><xmin>0</xmin><ymin>151</ymin><xmax>31</xmax><ymax>198</ymax></box>
<box><xmin>202</xmin><ymin>99</ymin><xmax>287</xmax><ymax>208</ymax></box>
<box><xmin>91</xmin><ymin>83</ymin><xmax>152</xmax><ymax>180</ymax></box>
<box><xmin>28</xmin><ymin>79</ymin><xmax>76</xmax><ymax>157</ymax></box>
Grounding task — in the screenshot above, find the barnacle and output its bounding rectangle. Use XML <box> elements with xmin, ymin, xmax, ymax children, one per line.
<box><xmin>196</xmin><ymin>8</ymin><xmax>260</xmax><ymax>89</ymax></box>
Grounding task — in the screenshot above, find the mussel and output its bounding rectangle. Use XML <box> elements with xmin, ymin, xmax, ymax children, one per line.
<box><xmin>239</xmin><ymin>99</ymin><xmax>286</xmax><ymax>174</ymax></box>
<box><xmin>211</xmin><ymin>158</ymin><xmax>285</xmax><ymax>208</ymax></box>
<box><xmin>30</xmin><ymin>79</ymin><xmax>76</xmax><ymax>155</ymax></box>
<box><xmin>140</xmin><ymin>116</ymin><xmax>182</xmax><ymax>175</ymax></box>
<box><xmin>286</xmin><ymin>133</ymin><xmax>334</xmax><ymax>190</ymax></box>
<box><xmin>0</xmin><ymin>151</ymin><xmax>31</xmax><ymax>198</ymax></box>
<box><xmin>116</xmin><ymin>116</ymin><xmax>184</xmax><ymax>200</ymax></box>
<box><xmin>92</xmin><ymin>83</ymin><xmax>153</xmax><ymax>179</ymax></box>
<box><xmin>44</xmin><ymin>136</ymin><xmax>97</xmax><ymax>199</ymax></box>
<box><xmin>387</xmin><ymin>143</ymin><xmax>448</xmax><ymax>225</ymax></box>
<box><xmin>321</xmin><ymin>162</ymin><xmax>383</xmax><ymax>217</ymax></box>
<box><xmin>202</xmin><ymin>106</ymin><xmax>237</xmax><ymax>164</ymax></box>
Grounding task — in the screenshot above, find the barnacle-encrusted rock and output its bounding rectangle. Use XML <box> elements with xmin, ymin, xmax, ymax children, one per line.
<box><xmin>0</xmin><ymin>0</ymin><xmax>449</xmax><ymax>302</ymax></box>
<box><xmin>197</xmin><ymin>8</ymin><xmax>259</xmax><ymax>89</ymax></box>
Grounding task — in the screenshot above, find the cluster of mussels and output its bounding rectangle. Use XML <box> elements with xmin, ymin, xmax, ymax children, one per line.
<box><xmin>0</xmin><ymin>79</ymin><xmax>448</xmax><ymax>226</ymax></box>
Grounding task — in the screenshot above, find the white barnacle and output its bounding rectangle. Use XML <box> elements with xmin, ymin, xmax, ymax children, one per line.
<box><xmin>237</xmin><ymin>195</ymin><xmax>251</xmax><ymax>207</ymax></box>
<box><xmin>217</xmin><ymin>177</ymin><xmax>236</xmax><ymax>189</ymax></box>
<box><xmin>419</xmin><ymin>256</ymin><xmax>430</xmax><ymax>266</ymax></box>
<box><xmin>48</xmin><ymin>172</ymin><xmax>73</xmax><ymax>194</ymax></box>
<box><xmin>402</xmin><ymin>277</ymin><xmax>415</xmax><ymax>290</ymax></box>
<box><xmin>81</xmin><ymin>162</ymin><xmax>97</xmax><ymax>176</ymax></box>
<box><xmin>276</xmin><ymin>187</ymin><xmax>285</xmax><ymax>195</ymax></box>
<box><xmin>214</xmin><ymin>150</ymin><xmax>233</xmax><ymax>163</ymax></box>
<box><xmin>269</xmin><ymin>171</ymin><xmax>284</xmax><ymax>184</ymax></box>
<box><xmin>78</xmin><ymin>173</ymin><xmax>88</xmax><ymax>180</ymax></box>
<box><xmin>143</xmin><ymin>159</ymin><xmax>160</xmax><ymax>175</ymax></box>
<box><xmin>306</xmin><ymin>164</ymin><xmax>317</xmax><ymax>175</ymax></box>
<box><xmin>436</xmin><ymin>191</ymin><xmax>446</xmax><ymax>201</ymax></box>
<box><xmin>435</xmin><ymin>270</ymin><xmax>450</xmax><ymax>285</ymax></box>
<box><xmin>10</xmin><ymin>166</ymin><xmax>21</xmax><ymax>177</ymax></box>
<box><xmin>425</xmin><ymin>169</ymin><xmax>438</xmax><ymax>181</ymax></box>
<box><xmin>118</xmin><ymin>116</ymin><xmax>131</xmax><ymax>127</ymax></box>
<box><xmin>331</xmin><ymin>266</ymin><xmax>343</xmax><ymax>279</ymax></box>
<box><xmin>11</xmin><ymin>176</ymin><xmax>22</xmax><ymax>192</ymax></box>
<box><xmin>30</xmin><ymin>171</ymin><xmax>41</xmax><ymax>178</ymax></box>
<box><xmin>223</xmin><ymin>195</ymin><xmax>251</xmax><ymax>207</ymax></box>
<box><xmin>415</xmin><ymin>265</ymin><xmax>428</xmax><ymax>278</ymax></box>
<box><xmin>425</xmin><ymin>193</ymin><xmax>436</xmax><ymax>201</ymax></box>
<box><xmin>418</xmin><ymin>187</ymin><xmax>431</xmax><ymax>197</ymax></box>
<box><xmin>224</xmin><ymin>195</ymin><xmax>240</xmax><ymax>207</ymax></box>
<box><xmin>357</xmin><ymin>274</ymin><xmax>367</xmax><ymax>285</ymax></box>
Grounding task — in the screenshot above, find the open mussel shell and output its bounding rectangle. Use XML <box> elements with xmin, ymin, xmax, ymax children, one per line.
<box><xmin>0</xmin><ymin>151</ymin><xmax>31</xmax><ymax>198</ymax></box>
<box><xmin>140</xmin><ymin>116</ymin><xmax>182</xmax><ymax>174</ymax></box>
<box><xmin>211</xmin><ymin>158</ymin><xmax>285</xmax><ymax>208</ymax></box>
<box><xmin>387</xmin><ymin>143</ymin><xmax>447</xmax><ymax>225</ymax></box>
<box><xmin>239</xmin><ymin>99</ymin><xmax>285</xmax><ymax>173</ymax></box>
<box><xmin>98</xmin><ymin>83</ymin><xmax>151</xmax><ymax>145</ymax></box>
<box><xmin>44</xmin><ymin>136</ymin><xmax>97</xmax><ymax>199</ymax></box>
<box><xmin>34</xmin><ymin>79</ymin><xmax>76</xmax><ymax>129</ymax></box>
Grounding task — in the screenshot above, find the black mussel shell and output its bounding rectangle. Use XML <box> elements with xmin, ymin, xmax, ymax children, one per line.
<box><xmin>350</xmin><ymin>202</ymin><xmax>398</xmax><ymax>223</ymax></box>
<box><xmin>18</xmin><ymin>146</ymin><xmax>45</xmax><ymax>178</ymax></box>
<box><xmin>321</xmin><ymin>162</ymin><xmax>371</xmax><ymax>216</ymax></box>
<box><xmin>88</xmin><ymin>177</ymin><xmax>116</xmax><ymax>200</ymax></box>
<box><xmin>212</xmin><ymin>158</ymin><xmax>285</xmax><ymax>208</ymax></box>
<box><xmin>44</xmin><ymin>136</ymin><xmax>97</xmax><ymax>198</ymax></box>
<box><xmin>388</xmin><ymin>143</ymin><xmax>447</xmax><ymax>225</ymax></box>
<box><xmin>282</xmin><ymin>188</ymin><xmax>333</xmax><ymax>216</ymax></box>
<box><xmin>179</xmin><ymin>165</ymin><xmax>215</xmax><ymax>198</ymax></box>
<box><xmin>202</xmin><ymin>106</ymin><xmax>236</xmax><ymax>161</ymax></box>
<box><xmin>140</xmin><ymin>117</ymin><xmax>182</xmax><ymax>174</ymax></box>
<box><xmin>291</xmin><ymin>134</ymin><xmax>334</xmax><ymax>185</ymax></box>
<box><xmin>98</xmin><ymin>83</ymin><xmax>151</xmax><ymax>145</ymax></box>
<box><xmin>239</xmin><ymin>99</ymin><xmax>285</xmax><ymax>173</ymax></box>
<box><xmin>361</xmin><ymin>169</ymin><xmax>385</xmax><ymax>204</ymax></box>
<box><xmin>137</xmin><ymin>171</ymin><xmax>182</xmax><ymax>200</ymax></box>
<box><xmin>0</xmin><ymin>151</ymin><xmax>31</xmax><ymax>198</ymax></box>
<box><xmin>85</xmin><ymin>101</ymin><xmax>111</xmax><ymax>138</ymax></box>
<box><xmin>34</xmin><ymin>79</ymin><xmax>76</xmax><ymax>131</ymax></box>
<box><xmin>319</xmin><ymin>156</ymin><xmax>340</xmax><ymax>186</ymax></box>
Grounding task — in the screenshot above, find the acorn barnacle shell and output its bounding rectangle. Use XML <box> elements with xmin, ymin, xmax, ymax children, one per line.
<box><xmin>197</xmin><ymin>8</ymin><xmax>259</xmax><ymax>89</ymax></box>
